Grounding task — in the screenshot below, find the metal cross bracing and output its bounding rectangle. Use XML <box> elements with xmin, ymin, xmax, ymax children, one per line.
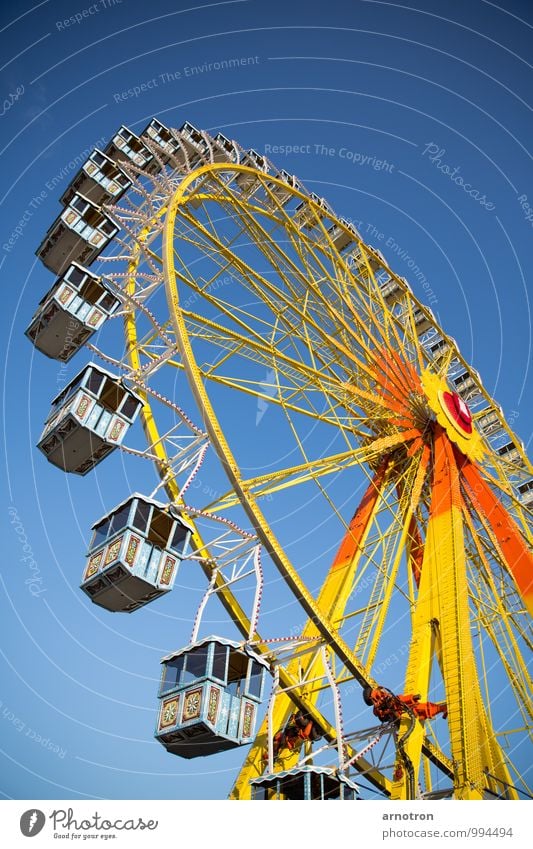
<box><xmin>163</xmin><ymin>159</ymin><xmax>530</xmax><ymax>799</ymax></box>
<box><xmin>28</xmin><ymin>119</ymin><xmax>532</xmax><ymax>801</ymax></box>
<box><xmin>109</xmin><ymin>147</ymin><xmax>532</xmax><ymax>796</ymax></box>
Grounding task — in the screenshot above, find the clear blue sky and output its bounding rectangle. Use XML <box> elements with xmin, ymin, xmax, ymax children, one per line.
<box><xmin>1</xmin><ymin>0</ymin><xmax>532</xmax><ymax>800</ymax></box>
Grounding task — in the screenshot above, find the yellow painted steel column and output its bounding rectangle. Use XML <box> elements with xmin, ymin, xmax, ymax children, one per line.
<box><xmin>391</xmin><ymin>426</ymin><xmax>486</xmax><ymax>799</ymax></box>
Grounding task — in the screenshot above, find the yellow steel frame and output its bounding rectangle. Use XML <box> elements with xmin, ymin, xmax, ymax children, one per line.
<box><xmin>114</xmin><ymin>160</ymin><xmax>531</xmax><ymax>800</ymax></box>
<box><xmin>390</xmin><ymin>427</ymin><xmax>517</xmax><ymax>799</ymax></box>
<box><xmin>122</xmin><ymin>197</ymin><xmax>394</xmax><ymax>795</ymax></box>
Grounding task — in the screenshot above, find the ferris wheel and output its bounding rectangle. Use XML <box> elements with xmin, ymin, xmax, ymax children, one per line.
<box><xmin>26</xmin><ymin>118</ymin><xmax>532</xmax><ymax>801</ymax></box>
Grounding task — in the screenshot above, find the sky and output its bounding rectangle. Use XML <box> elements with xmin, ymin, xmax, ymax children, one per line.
<box><xmin>1</xmin><ymin>0</ymin><xmax>532</xmax><ymax>801</ymax></box>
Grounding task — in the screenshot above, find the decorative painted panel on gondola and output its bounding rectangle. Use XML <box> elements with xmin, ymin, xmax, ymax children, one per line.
<box><xmin>36</xmin><ymin>194</ymin><xmax>119</xmax><ymax>276</ymax></box>
<box><xmin>37</xmin><ymin>363</ymin><xmax>143</xmax><ymax>474</ymax></box>
<box><xmin>81</xmin><ymin>494</ymin><xmax>193</xmax><ymax>612</ymax></box>
<box><xmin>25</xmin><ymin>263</ymin><xmax>121</xmax><ymax>362</ymax></box>
<box><xmin>251</xmin><ymin>766</ymin><xmax>359</xmax><ymax>800</ymax></box>
<box><xmin>155</xmin><ymin>637</ymin><xmax>269</xmax><ymax>758</ymax></box>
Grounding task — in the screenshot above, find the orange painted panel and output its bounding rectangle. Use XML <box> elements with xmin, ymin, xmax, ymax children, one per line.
<box><xmin>330</xmin><ymin>459</ymin><xmax>389</xmax><ymax>572</ymax></box>
<box><xmin>459</xmin><ymin>454</ymin><xmax>533</xmax><ymax>615</ymax></box>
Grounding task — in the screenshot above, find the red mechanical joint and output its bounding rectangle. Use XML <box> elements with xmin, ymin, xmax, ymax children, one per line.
<box><xmin>399</xmin><ymin>693</ymin><xmax>448</xmax><ymax>720</ymax></box>
<box><xmin>363</xmin><ymin>687</ymin><xmax>404</xmax><ymax>722</ymax></box>
<box><xmin>393</xmin><ymin>764</ymin><xmax>404</xmax><ymax>781</ymax></box>
<box><xmin>363</xmin><ymin>686</ymin><xmax>447</xmax><ymax>722</ymax></box>
<box><xmin>268</xmin><ymin>711</ymin><xmax>322</xmax><ymax>758</ymax></box>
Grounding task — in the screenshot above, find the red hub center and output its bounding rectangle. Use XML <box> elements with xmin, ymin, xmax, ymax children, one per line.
<box><xmin>442</xmin><ymin>391</ymin><xmax>473</xmax><ymax>434</ymax></box>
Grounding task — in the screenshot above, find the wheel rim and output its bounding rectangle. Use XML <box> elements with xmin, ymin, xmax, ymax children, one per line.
<box><xmin>100</xmin><ymin>154</ymin><xmax>532</xmax><ymax>799</ymax></box>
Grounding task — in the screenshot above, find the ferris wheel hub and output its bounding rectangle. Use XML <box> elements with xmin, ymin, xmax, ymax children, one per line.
<box><xmin>442</xmin><ymin>391</ymin><xmax>473</xmax><ymax>433</ymax></box>
<box><xmin>421</xmin><ymin>370</ymin><xmax>484</xmax><ymax>461</ymax></box>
